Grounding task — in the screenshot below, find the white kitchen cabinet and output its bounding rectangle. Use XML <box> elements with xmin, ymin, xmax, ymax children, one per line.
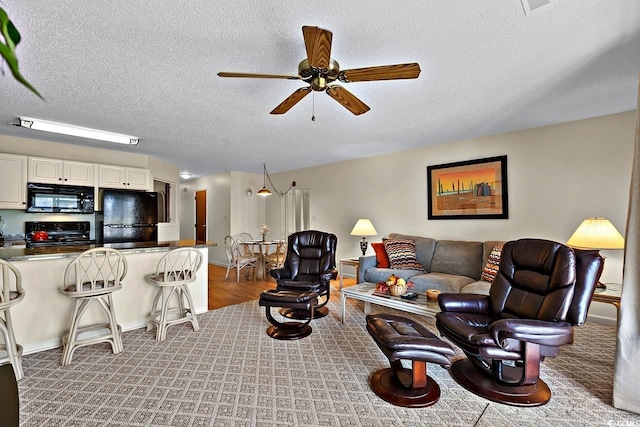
<box><xmin>28</xmin><ymin>157</ymin><xmax>95</xmax><ymax>186</ymax></box>
<box><xmin>98</xmin><ymin>164</ymin><xmax>151</xmax><ymax>191</ymax></box>
<box><xmin>0</xmin><ymin>153</ymin><xmax>28</xmax><ymax>209</ymax></box>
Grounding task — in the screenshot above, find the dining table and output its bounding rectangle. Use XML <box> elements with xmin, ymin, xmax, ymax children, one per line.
<box><xmin>239</xmin><ymin>239</ymin><xmax>280</xmax><ymax>280</ymax></box>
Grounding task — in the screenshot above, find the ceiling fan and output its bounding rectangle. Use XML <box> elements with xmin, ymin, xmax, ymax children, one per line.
<box><xmin>217</xmin><ymin>26</ymin><xmax>421</xmax><ymax>116</ymax></box>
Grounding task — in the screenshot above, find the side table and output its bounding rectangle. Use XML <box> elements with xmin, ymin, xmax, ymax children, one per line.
<box><xmin>339</xmin><ymin>257</ymin><xmax>360</xmax><ymax>290</ymax></box>
<box><xmin>592</xmin><ymin>282</ymin><xmax>621</xmax><ymax>318</ymax></box>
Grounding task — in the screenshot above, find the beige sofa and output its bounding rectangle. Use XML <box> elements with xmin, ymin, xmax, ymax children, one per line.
<box><xmin>357</xmin><ymin>233</ymin><xmax>504</xmax><ymax>294</ymax></box>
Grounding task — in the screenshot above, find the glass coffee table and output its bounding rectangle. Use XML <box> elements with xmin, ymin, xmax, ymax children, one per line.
<box><xmin>340</xmin><ymin>282</ymin><xmax>440</xmax><ymax>323</ymax></box>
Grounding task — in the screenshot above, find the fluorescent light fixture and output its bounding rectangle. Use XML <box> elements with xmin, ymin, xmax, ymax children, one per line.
<box><xmin>179</xmin><ymin>172</ymin><xmax>192</xmax><ymax>180</ymax></box>
<box><xmin>19</xmin><ymin>117</ymin><xmax>139</xmax><ymax>145</ymax></box>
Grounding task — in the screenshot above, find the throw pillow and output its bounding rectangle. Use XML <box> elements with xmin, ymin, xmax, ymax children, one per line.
<box><xmin>480</xmin><ymin>244</ymin><xmax>503</xmax><ymax>283</ymax></box>
<box><xmin>383</xmin><ymin>239</ymin><xmax>424</xmax><ymax>271</ymax></box>
<box><xmin>371</xmin><ymin>242</ymin><xmax>390</xmax><ymax>268</ymax></box>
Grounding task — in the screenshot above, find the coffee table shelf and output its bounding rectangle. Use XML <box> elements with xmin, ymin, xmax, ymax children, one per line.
<box><xmin>340</xmin><ymin>282</ymin><xmax>439</xmax><ymax>323</ymax></box>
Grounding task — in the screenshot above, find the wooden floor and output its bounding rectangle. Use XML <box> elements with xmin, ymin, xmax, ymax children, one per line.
<box><xmin>207</xmin><ymin>264</ymin><xmax>357</xmax><ymax>310</ymax></box>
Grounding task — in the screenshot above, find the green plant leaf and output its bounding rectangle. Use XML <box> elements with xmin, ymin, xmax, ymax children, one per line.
<box><xmin>7</xmin><ymin>19</ymin><xmax>21</xmax><ymax>46</ymax></box>
<box><xmin>0</xmin><ymin>6</ymin><xmax>43</xmax><ymax>99</ymax></box>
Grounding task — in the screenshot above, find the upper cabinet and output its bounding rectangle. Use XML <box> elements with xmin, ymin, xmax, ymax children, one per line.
<box><xmin>98</xmin><ymin>165</ymin><xmax>151</xmax><ymax>191</ymax></box>
<box><xmin>0</xmin><ymin>153</ymin><xmax>28</xmax><ymax>209</ymax></box>
<box><xmin>28</xmin><ymin>157</ymin><xmax>95</xmax><ymax>186</ymax></box>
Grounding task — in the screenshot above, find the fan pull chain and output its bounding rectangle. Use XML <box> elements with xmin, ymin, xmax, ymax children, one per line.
<box><xmin>311</xmin><ymin>91</ymin><xmax>316</xmax><ymax>121</ymax></box>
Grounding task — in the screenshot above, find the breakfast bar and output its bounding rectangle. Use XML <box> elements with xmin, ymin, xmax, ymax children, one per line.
<box><xmin>0</xmin><ymin>240</ymin><xmax>214</xmax><ymax>354</ymax></box>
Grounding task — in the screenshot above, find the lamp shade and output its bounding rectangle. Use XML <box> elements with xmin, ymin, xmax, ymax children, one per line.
<box><xmin>350</xmin><ymin>219</ymin><xmax>377</xmax><ymax>236</ymax></box>
<box><xmin>567</xmin><ymin>218</ymin><xmax>625</xmax><ymax>250</ymax></box>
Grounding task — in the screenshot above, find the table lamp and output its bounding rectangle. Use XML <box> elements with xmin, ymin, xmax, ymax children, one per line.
<box><xmin>566</xmin><ymin>217</ymin><xmax>625</xmax><ymax>289</ymax></box>
<box><xmin>350</xmin><ymin>219</ymin><xmax>378</xmax><ymax>256</ymax></box>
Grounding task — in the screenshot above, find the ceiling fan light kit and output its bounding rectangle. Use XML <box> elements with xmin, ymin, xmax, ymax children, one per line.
<box><xmin>218</xmin><ymin>26</ymin><xmax>420</xmax><ymax>116</ymax></box>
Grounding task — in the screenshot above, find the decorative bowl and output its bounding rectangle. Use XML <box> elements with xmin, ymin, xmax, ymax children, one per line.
<box><xmin>388</xmin><ymin>284</ymin><xmax>407</xmax><ymax>296</ymax></box>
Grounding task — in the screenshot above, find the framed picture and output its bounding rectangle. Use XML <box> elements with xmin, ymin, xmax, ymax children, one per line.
<box><xmin>427</xmin><ymin>155</ymin><xmax>508</xmax><ymax>220</ymax></box>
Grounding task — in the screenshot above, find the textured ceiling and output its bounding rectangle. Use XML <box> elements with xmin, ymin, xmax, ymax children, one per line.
<box><xmin>1</xmin><ymin>1</ymin><xmax>639</xmax><ymax>178</ymax></box>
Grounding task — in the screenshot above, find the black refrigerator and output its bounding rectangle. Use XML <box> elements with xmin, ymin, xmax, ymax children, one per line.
<box><xmin>97</xmin><ymin>190</ymin><xmax>158</xmax><ymax>244</ymax></box>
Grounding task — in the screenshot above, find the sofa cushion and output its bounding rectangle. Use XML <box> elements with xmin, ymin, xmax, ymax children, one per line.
<box><xmin>461</xmin><ymin>280</ymin><xmax>492</xmax><ymax>295</ymax></box>
<box><xmin>371</xmin><ymin>242</ymin><xmax>390</xmax><ymax>268</ymax></box>
<box><xmin>480</xmin><ymin>244</ymin><xmax>503</xmax><ymax>283</ymax></box>
<box><xmin>408</xmin><ymin>272</ymin><xmax>476</xmax><ymax>293</ymax></box>
<box><xmin>383</xmin><ymin>239</ymin><xmax>425</xmax><ymax>271</ymax></box>
<box><xmin>388</xmin><ymin>233</ymin><xmax>436</xmax><ymax>271</ymax></box>
<box><xmin>364</xmin><ymin>267</ymin><xmax>422</xmax><ymax>285</ymax></box>
<box><xmin>429</xmin><ymin>240</ymin><xmax>483</xmax><ymax>280</ymax></box>
<box><xmin>482</xmin><ymin>240</ymin><xmax>506</xmax><ymax>265</ymax></box>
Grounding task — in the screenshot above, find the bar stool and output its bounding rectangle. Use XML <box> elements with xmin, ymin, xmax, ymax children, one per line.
<box><xmin>145</xmin><ymin>248</ymin><xmax>202</xmax><ymax>341</ymax></box>
<box><xmin>59</xmin><ymin>248</ymin><xmax>127</xmax><ymax>366</ymax></box>
<box><xmin>0</xmin><ymin>259</ymin><xmax>25</xmax><ymax>380</ymax></box>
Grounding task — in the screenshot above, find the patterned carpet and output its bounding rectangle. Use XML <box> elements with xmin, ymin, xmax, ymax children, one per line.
<box><xmin>17</xmin><ymin>294</ymin><xmax>640</xmax><ymax>426</ymax></box>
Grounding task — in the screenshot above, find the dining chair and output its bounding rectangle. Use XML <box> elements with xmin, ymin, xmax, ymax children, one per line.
<box><xmin>224</xmin><ymin>235</ymin><xmax>258</xmax><ymax>282</ymax></box>
<box><xmin>236</xmin><ymin>232</ymin><xmax>258</xmax><ymax>257</ymax></box>
<box><xmin>264</xmin><ymin>237</ymin><xmax>287</xmax><ymax>275</ymax></box>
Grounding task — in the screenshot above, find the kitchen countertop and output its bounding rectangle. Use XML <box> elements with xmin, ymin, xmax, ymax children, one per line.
<box><xmin>0</xmin><ymin>240</ymin><xmax>216</xmax><ymax>261</ymax></box>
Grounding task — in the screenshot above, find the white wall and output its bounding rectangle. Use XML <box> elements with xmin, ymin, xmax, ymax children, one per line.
<box><xmin>229</xmin><ymin>171</ymin><xmax>266</xmax><ymax>236</ymax></box>
<box><xmin>266</xmin><ymin>111</ymin><xmax>636</xmax><ymax>324</ymax></box>
<box><xmin>179</xmin><ymin>173</ymin><xmax>232</xmax><ymax>265</ymax></box>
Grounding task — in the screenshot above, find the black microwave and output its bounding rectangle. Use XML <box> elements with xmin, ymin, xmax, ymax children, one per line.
<box><xmin>26</xmin><ymin>183</ymin><xmax>95</xmax><ymax>213</ymax></box>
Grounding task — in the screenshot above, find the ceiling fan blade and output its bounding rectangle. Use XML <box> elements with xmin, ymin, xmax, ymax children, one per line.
<box><xmin>270</xmin><ymin>87</ymin><xmax>312</xmax><ymax>114</ymax></box>
<box><xmin>325</xmin><ymin>85</ymin><xmax>370</xmax><ymax>115</ymax></box>
<box><xmin>217</xmin><ymin>72</ymin><xmax>301</xmax><ymax>80</ymax></box>
<box><xmin>338</xmin><ymin>63</ymin><xmax>421</xmax><ymax>82</ymax></box>
<box><xmin>302</xmin><ymin>26</ymin><xmax>333</xmax><ymax>69</ymax></box>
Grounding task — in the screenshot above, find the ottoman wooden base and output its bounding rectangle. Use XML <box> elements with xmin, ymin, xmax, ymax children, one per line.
<box><xmin>366</xmin><ymin>313</ymin><xmax>454</xmax><ymax>408</ymax></box>
<box><xmin>258</xmin><ymin>290</ymin><xmax>318</xmax><ymax>340</ymax></box>
<box><xmin>450</xmin><ymin>358</ymin><xmax>552</xmax><ymax>407</ymax></box>
<box><xmin>371</xmin><ymin>367</ymin><xmax>442</xmax><ymax>408</ymax></box>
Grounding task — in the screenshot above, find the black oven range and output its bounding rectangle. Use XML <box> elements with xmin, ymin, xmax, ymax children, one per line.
<box><xmin>25</xmin><ymin>221</ymin><xmax>95</xmax><ymax>248</ymax></box>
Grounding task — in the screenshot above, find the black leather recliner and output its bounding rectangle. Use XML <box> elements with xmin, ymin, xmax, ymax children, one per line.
<box><xmin>435</xmin><ymin>238</ymin><xmax>603</xmax><ymax>407</ymax></box>
<box><xmin>0</xmin><ymin>363</ymin><xmax>19</xmax><ymax>427</ymax></box>
<box><xmin>270</xmin><ymin>230</ymin><xmax>337</xmax><ymax>318</ymax></box>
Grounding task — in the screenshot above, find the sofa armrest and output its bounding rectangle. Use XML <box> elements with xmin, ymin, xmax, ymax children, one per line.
<box><xmin>358</xmin><ymin>255</ymin><xmax>377</xmax><ymax>283</ymax></box>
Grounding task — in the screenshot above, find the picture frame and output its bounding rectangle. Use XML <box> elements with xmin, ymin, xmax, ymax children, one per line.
<box><xmin>427</xmin><ymin>155</ymin><xmax>508</xmax><ymax>220</ymax></box>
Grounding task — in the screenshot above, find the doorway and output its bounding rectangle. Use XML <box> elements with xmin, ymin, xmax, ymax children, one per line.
<box><xmin>195</xmin><ymin>189</ymin><xmax>206</xmax><ymax>241</ymax></box>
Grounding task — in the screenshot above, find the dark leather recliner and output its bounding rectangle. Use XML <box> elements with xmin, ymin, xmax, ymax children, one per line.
<box><xmin>270</xmin><ymin>230</ymin><xmax>337</xmax><ymax>318</ymax></box>
<box><xmin>435</xmin><ymin>238</ymin><xmax>603</xmax><ymax>407</ymax></box>
<box><xmin>0</xmin><ymin>363</ymin><xmax>19</xmax><ymax>427</ymax></box>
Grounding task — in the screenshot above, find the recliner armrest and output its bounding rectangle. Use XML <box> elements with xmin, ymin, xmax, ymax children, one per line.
<box><xmin>490</xmin><ymin>318</ymin><xmax>574</xmax><ymax>350</ymax></box>
<box><xmin>270</xmin><ymin>267</ymin><xmax>292</xmax><ymax>281</ymax></box>
<box><xmin>438</xmin><ymin>293</ymin><xmax>489</xmax><ymax>314</ymax></box>
<box><xmin>319</xmin><ymin>269</ymin><xmax>336</xmax><ymax>283</ymax></box>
